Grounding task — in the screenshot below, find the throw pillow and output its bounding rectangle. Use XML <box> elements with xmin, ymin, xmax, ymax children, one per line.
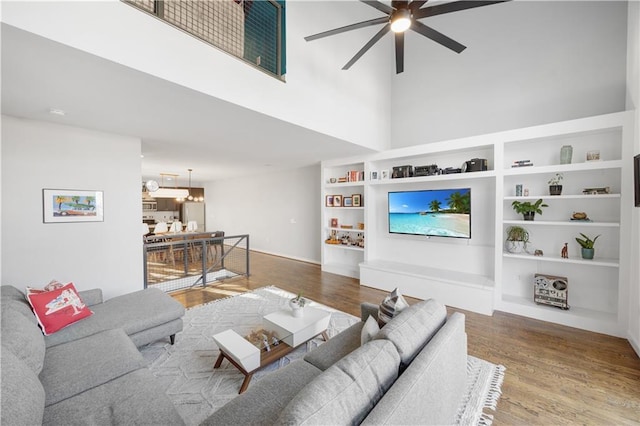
<box><xmin>378</xmin><ymin>287</ymin><xmax>409</xmax><ymax>326</ymax></box>
<box><xmin>361</xmin><ymin>315</ymin><xmax>380</xmax><ymax>345</ymax></box>
<box><xmin>26</xmin><ymin>279</ymin><xmax>65</xmax><ymax>294</ymax></box>
<box><xmin>26</xmin><ymin>282</ymin><xmax>93</xmax><ymax>335</ymax></box>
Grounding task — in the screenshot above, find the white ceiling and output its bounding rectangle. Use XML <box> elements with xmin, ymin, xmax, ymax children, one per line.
<box><xmin>1</xmin><ymin>23</ymin><xmax>374</xmax><ymax>183</ymax></box>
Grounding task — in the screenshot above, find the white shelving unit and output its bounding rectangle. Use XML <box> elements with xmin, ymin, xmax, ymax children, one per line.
<box><xmin>320</xmin><ymin>111</ymin><xmax>634</xmax><ymax>336</ymax></box>
<box><xmin>320</xmin><ymin>160</ymin><xmax>366</xmax><ymax>278</ymax></box>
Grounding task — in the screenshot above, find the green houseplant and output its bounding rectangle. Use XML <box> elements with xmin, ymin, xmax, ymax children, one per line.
<box><xmin>548</xmin><ymin>173</ymin><xmax>563</xmax><ymax>196</ymax></box>
<box><xmin>511</xmin><ymin>199</ymin><xmax>548</xmax><ymax>221</ymax></box>
<box><xmin>575</xmin><ymin>233</ymin><xmax>600</xmax><ymax>259</ymax></box>
<box><xmin>505</xmin><ymin>226</ymin><xmax>529</xmax><ymax>254</ymax></box>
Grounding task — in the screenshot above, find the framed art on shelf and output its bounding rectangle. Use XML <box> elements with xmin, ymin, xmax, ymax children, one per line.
<box><xmin>333</xmin><ymin>195</ymin><xmax>342</xmax><ymax>207</ymax></box>
<box><xmin>43</xmin><ymin>189</ymin><xmax>104</xmax><ymax>223</ymax></box>
<box><xmin>325</xmin><ymin>195</ymin><xmax>334</xmax><ymax>207</ymax></box>
<box><xmin>352</xmin><ymin>194</ymin><xmax>362</xmax><ymax>207</ymax></box>
<box><xmin>343</xmin><ymin>197</ymin><xmax>353</xmax><ymax>207</ymax></box>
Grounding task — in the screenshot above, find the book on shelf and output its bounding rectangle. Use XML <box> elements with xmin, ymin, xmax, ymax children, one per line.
<box><xmin>511</xmin><ymin>163</ymin><xmax>534</xmax><ymax>168</ymax></box>
<box><xmin>346</xmin><ymin>170</ymin><xmax>364</xmax><ymax>182</ymax></box>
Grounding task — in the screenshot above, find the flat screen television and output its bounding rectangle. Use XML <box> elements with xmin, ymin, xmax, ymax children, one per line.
<box><xmin>388</xmin><ymin>188</ymin><xmax>471</xmax><ymax>239</ymax></box>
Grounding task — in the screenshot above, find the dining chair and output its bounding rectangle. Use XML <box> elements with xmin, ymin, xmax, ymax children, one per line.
<box><xmin>207</xmin><ymin>231</ymin><xmax>225</xmax><ymax>263</ymax></box>
<box><xmin>154</xmin><ymin>222</ymin><xmax>168</xmax><ymax>234</ymax></box>
<box><xmin>142</xmin><ymin>223</ymin><xmax>150</xmax><ymax>235</ymax></box>
<box><xmin>186</xmin><ymin>221</ymin><xmax>198</xmax><ymax>232</ymax></box>
<box><xmin>169</xmin><ymin>221</ymin><xmax>183</xmax><ymax>233</ymax></box>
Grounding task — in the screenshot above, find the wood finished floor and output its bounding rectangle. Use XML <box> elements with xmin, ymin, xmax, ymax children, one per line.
<box><xmin>169</xmin><ymin>251</ymin><xmax>640</xmax><ymax>425</ymax></box>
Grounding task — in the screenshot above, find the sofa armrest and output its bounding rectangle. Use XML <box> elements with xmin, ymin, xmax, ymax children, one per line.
<box><xmin>361</xmin><ymin>302</ymin><xmax>378</xmax><ymax>322</ymax></box>
<box><xmin>78</xmin><ymin>289</ymin><xmax>103</xmax><ymax>306</ymax></box>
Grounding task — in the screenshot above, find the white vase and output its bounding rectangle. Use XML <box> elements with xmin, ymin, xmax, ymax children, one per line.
<box><xmin>505</xmin><ymin>240</ymin><xmax>526</xmax><ymax>254</ymax></box>
<box><xmin>289</xmin><ymin>299</ymin><xmax>304</xmax><ymax>317</ymax></box>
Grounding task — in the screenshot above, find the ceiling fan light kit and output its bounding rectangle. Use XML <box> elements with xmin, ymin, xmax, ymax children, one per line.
<box><xmin>305</xmin><ymin>0</ymin><xmax>510</xmax><ymax>74</ymax></box>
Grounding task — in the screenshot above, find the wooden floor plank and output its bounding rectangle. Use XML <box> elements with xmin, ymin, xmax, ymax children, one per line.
<box><xmin>168</xmin><ymin>251</ymin><xmax>640</xmax><ymax>425</ymax></box>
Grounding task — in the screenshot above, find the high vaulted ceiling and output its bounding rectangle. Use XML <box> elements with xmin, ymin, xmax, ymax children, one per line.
<box><xmin>1</xmin><ymin>23</ymin><xmax>374</xmax><ymax>183</ymax></box>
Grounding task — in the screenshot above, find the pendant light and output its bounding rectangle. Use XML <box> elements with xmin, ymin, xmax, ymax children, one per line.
<box><xmin>187</xmin><ymin>169</ymin><xmax>194</xmax><ymax>201</ymax></box>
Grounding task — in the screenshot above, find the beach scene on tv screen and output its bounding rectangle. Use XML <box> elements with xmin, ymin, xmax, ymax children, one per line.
<box><xmin>389</xmin><ymin>188</ymin><xmax>471</xmax><ymax>238</ymax></box>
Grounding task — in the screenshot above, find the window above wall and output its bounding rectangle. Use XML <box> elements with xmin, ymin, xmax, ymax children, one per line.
<box><xmin>124</xmin><ymin>0</ymin><xmax>286</xmax><ymax>79</ymax></box>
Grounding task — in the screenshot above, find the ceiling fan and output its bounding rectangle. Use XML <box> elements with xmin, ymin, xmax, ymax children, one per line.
<box><xmin>305</xmin><ymin>0</ymin><xmax>510</xmax><ymax>74</ymax></box>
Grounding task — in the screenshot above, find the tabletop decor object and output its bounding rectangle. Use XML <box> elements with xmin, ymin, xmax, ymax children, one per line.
<box><xmin>575</xmin><ymin>233</ymin><xmax>600</xmax><ymax>260</ymax></box>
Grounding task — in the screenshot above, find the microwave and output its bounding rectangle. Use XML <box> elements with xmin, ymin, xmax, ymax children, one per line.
<box><xmin>142</xmin><ymin>201</ymin><xmax>157</xmax><ymax>211</ymax></box>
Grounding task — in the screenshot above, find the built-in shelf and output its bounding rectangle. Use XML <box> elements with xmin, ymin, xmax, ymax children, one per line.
<box><xmin>503</xmin><ymin>220</ymin><xmax>620</xmax><ymax>227</ymax></box>
<box><xmin>503</xmin><ymin>159</ymin><xmax>622</xmax><ymax>176</ymax></box>
<box><xmin>324</xmin><ymin>182</ymin><xmax>365</xmax><ymax>189</ymax></box>
<box><xmin>325</xmin><ymin>207</ymin><xmax>365</xmax><ymax>211</ymax></box>
<box><xmin>500</xmin><ymin>294</ymin><xmax>619</xmax><ymax>336</ymax></box>
<box><xmin>369</xmin><ymin>170</ymin><xmax>496</xmax><ymax>186</ymax></box>
<box><xmin>327</xmin><ymin>227</ymin><xmax>365</xmax><ymax>234</ymax></box>
<box><xmin>503</xmin><ymin>194</ymin><xmax>621</xmax><ymax>201</ymax></box>
<box><xmin>324</xmin><ymin>244</ymin><xmax>364</xmax><ymax>252</ymax></box>
<box><xmin>503</xmin><ymin>252</ymin><xmax>619</xmax><ymax>267</ymax></box>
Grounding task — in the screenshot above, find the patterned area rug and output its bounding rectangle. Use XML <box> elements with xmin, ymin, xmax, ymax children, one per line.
<box><xmin>139</xmin><ymin>286</ymin><xmax>505</xmax><ymax>425</ymax></box>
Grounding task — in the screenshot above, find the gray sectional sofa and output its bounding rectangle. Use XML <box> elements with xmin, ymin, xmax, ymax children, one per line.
<box><xmin>1</xmin><ymin>284</ymin><xmax>186</xmax><ymax>426</ymax></box>
<box><xmin>203</xmin><ymin>298</ymin><xmax>468</xmax><ymax>425</ymax></box>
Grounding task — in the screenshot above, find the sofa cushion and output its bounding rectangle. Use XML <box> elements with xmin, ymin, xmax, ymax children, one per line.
<box><xmin>1</xmin><ymin>286</ymin><xmax>37</xmax><ymax>323</ymax></box>
<box><xmin>201</xmin><ymin>359</ymin><xmax>322</xmax><ymax>426</ymax></box>
<box><xmin>1</xmin><ymin>303</ymin><xmax>46</xmax><ymax>374</ymax></box>
<box><xmin>374</xmin><ymin>298</ymin><xmax>447</xmax><ymax>368</ymax></box>
<box><xmin>1</xmin><ymin>347</ymin><xmax>45</xmax><ymax>426</ymax></box>
<box><xmin>276</xmin><ymin>339</ymin><xmax>400</xmax><ymax>425</ymax></box>
<box><xmin>39</xmin><ymin>328</ymin><xmax>147</xmax><ymax>406</ymax></box>
<box><xmin>43</xmin><ymin>368</ymin><xmax>186</xmax><ymax>426</ymax></box>
<box><xmin>303</xmin><ymin>321</ymin><xmax>363</xmax><ymax>371</ymax></box>
<box><xmin>27</xmin><ymin>282</ymin><xmax>93</xmax><ymax>335</ymax></box>
<box><xmin>378</xmin><ymin>287</ymin><xmax>409</xmax><ymax>326</ymax></box>
<box><xmin>361</xmin><ymin>315</ymin><xmax>380</xmax><ymax>345</ymax></box>
<box><xmin>44</xmin><ymin>287</ymin><xmax>185</xmax><ymax>348</ymax></box>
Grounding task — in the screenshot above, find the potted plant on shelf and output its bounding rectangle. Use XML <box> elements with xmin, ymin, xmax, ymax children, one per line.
<box><xmin>548</xmin><ymin>173</ymin><xmax>564</xmax><ymax>196</ymax></box>
<box><xmin>575</xmin><ymin>233</ymin><xmax>600</xmax><ymax>260</ymax></box>
<box><xmin>289</xmin><ymin>293</ymin><xmax>307</xmax><ymax>317</ymax></box>
<box><xmin>505</xmin><ymin>226</ymin><xmax>530</xmax><ymax>254</ymax></box>
<box><xmin>511</xmin><ymin>199</ymin><xmax>548</xmax><ymax>221</ymax></box>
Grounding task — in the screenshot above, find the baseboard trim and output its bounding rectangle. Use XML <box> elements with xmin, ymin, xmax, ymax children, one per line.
<box><xmin>627</xmin><ymin>331</ymin><xmax>640</xmax><ymax>359</ymax></box>
<box><xmin>249</xmin><ymin>248</ymin><xmax>320</xmax><ymax>266</ymax></box>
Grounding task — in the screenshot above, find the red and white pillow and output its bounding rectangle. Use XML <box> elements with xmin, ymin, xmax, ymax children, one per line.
<box><xmin>26</xmin><ymin>282</ymin><xmax>93</xmax><ymax>335</ymax></box>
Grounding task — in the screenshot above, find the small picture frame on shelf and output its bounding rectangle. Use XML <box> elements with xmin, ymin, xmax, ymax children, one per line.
<box><xmin>343</xmin><ymin>197</ymin><xmax>353</xmax><ymax>207</ymax></box>
<box><xmin>330</xmin><ymin>218</ymin><xmax>338</xmax><ymax>228</ymax></box>
<box><xmin>586</xmin><ymin>150</ymin><xmax>601</xmax><ymax>162</ymax></box>
<box><xmin>370</xmin><ymin>171</ymin><xmax>378</xmax><ymax>181</ymax></box>
<box><xmin>352</xmin><ymin>194</ymin><xmax>362</xmax><ymax>207</ymax></box>
<box><xmin>381</xmin><ymin>170</ymin><xmax>389</xmax><ymax>180</ymax></box>
<box><xmin>325</xmin><ymin>195</ymin><xmax>334</xmax><ymax>207</ymax></box>
<box><xmin>333</xmin><ymin>195</ymin><xmax>342</xmax><ymax>207</ymax></box>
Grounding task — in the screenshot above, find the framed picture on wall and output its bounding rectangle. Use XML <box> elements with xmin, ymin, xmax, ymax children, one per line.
<box><xmin>43</xmin><ymin>189</ymin><xmax>104</xmax><ymax>223</ymax></box>
<box><xmin>333</xmin><ymin>195</ymin><xmax>342</xmax><ymax>207</ymax></box>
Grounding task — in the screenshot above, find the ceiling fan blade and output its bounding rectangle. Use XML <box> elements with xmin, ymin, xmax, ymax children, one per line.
<box><xmin>343</xmin><ymin>23</ymin><xmax>391</xmax><ymax>70</ymax></box>
<box><xmin>411</xmin><ymin>20</ymin><xmax>466</xmax><ymax>53</ymax></box>
<box><xmin>360</xmin><ymin>0</ymin><xmax>394</xmax><ymax>15</ymax></box>
<box><xmin>395</xmin><ymin>32</ymin><xmax>404</xmax><ymax>74</ymax></box>
<box><xmin>414</xmin><ymin>1</ymin><xmax>510</xmax><ymax>19</ymax></box>
<box><xmin>305</xmin><ymin>17</ymin><xmax>389</xmax><ymax>42</ymax></box>
<box><xmin>409</xmin><ymin>0</ymin><xmax>429</xmax><ymax>12</ymax></box>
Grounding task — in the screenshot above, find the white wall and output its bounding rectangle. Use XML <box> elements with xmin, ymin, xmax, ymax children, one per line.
<box><xmin>1</xmin><ymin>116</ymin><xmax>142</xmax><ymax>299</ymax></box>
<box><xmin>204</xmin><ymin>165</ymin><xmax>320</xmax><ymax>263</ymax></box>
<box><xmin>626</xmin><ymin>0</ymin><xmax>640</xmax><ymax>357</ymax></box>
<box><xmin>391</xmin><ymin>1</ymin><xmax>629</xmax><ymax>147</ymax></box>
<box><xmin>1</xmin><ymin>0</ymin><xmax>391</xmax><ymax>152</ymax></box>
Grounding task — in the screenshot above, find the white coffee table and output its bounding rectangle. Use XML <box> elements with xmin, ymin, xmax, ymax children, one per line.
<box><xmin>212</xmin><ymin>306</ymin><xmax>331</xmax><ymax>393</ymax></box>
<box><xmin>263</xmin><ymin>306</ymin><xmax>331</xmax><ymax>347</ymax></box>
